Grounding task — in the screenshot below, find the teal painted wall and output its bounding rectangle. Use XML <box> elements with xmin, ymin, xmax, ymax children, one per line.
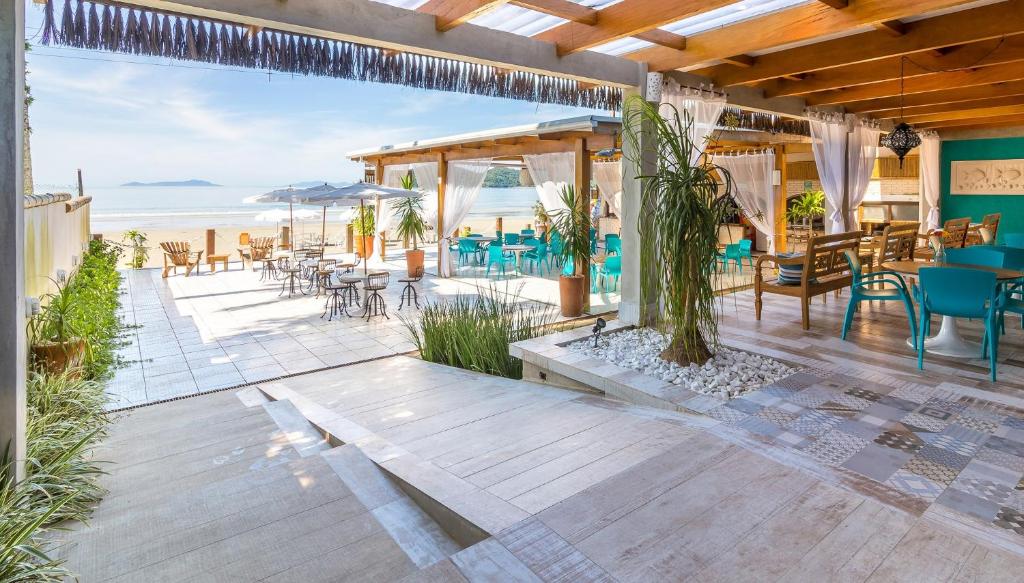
<box><xmin>941</xmin><ymin>137</ymin><xmax>1024</xmax><ymax>243</ymax></box>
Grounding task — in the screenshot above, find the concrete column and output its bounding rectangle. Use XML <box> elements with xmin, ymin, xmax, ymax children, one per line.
<box><xmin>619</xmin><ymin>67</ymin><xmax>655</xmax><ymax>325</ymax></box>
<box><xmin>1</xmin><ymin>0</ymin><xmax>27</xmax><ymax>479</ymax></box>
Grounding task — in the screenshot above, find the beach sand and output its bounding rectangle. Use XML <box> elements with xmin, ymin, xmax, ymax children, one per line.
<box><xmin>99</xmin><ymin>217</ymin><xmax>537</xmax><ymax>269</ymax></box>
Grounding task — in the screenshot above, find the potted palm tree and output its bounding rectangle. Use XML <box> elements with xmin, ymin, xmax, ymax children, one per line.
<box><xmin>28</xmin><ymin>275</ymin><xmax>87</xmax><ymax>376</ymax></box>
<box><xmin>622</xmin><ymin>95</ymin><xmax>734</xmax><ymax>365</ymax></box>
<box><xmin>786</xmin><ymin>188</ymin><xmax>825</xmax><ymax>232</ymax></box>
<box><xmin>549</xmin><ymin>185</ymin><xmax>590</xmax><ymax>317</ymax></box>
<box><xmin>393</xmin><ymin>190</ymin><xmax>427</xmax><ymax>277</ymax></box>
<box><xmin>352</xmin><ymin>203</ymin><xmax>376</xmax><ymax>257</ymax></box>
<box><xmin>122</xmin><ymin>229</ymin><xmax>149</xmax><ymax>269</ymax></box>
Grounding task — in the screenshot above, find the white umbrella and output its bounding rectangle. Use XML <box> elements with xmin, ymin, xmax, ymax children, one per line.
<box><xmin>244</xmin><ymin>187</ymin><xmax>309</xmax><ymax>249</ymax></box>
<box><xmin>254</xmin><ymin>208</ymin><xmax>318</xmax><ymax>222</ymax></box>
<box><xmin>299</xmin><ymin>183</ymin><xmax>423</xmax><ymax>274</ymax></box>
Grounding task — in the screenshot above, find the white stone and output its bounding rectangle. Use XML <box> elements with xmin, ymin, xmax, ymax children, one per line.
<box><xmin>568</xmin><ymin>327</ymin><xmax>798</xmax><ymax>400</ymax></box>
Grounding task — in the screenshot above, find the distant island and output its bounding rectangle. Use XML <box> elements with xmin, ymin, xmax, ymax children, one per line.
<box><xmin>121</xmin><ymin>179</ymin><xmax>221</xmax><ymax>187</ymax></box>
<box><xmin>483</xmin><ymin>167</ymin><xmax>521</xmax><ymax>188</ymax></box>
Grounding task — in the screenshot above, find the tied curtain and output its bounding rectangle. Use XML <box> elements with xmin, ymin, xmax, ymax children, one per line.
<box><xmin>712</xmin><ymin>151</ymin><xmax>778</xmax><ymax>254</ymax></box>
<box><xmin>918</xmin><ymin>131</ymin><xmax>941</xmax><ymax>231</ymax></box>
<box><xmin>847</xmin><ymin>118</ymin><xmax>882</xmax><ymax>231</ymax></box>
<box><xmin>659</xmin><ymin>81</ymin><xmax>727</xmax><ymax>165</ymax></box>
<box><xmin>440</xmin><ymin>159</ymin><xmax>492</xmax><ymax>277</ymax></box>
<box><xmin>593</xmin><ymin>161</ymin><xmax>622</xmax><ymax>217</ymax></box>
<box><xmin>807</xmin><ymin>110</ymin><xmax>848</xmax><ymax>234</ymax></box>
<box><xmin>524</xmin><ymin>152</ymin><xmax>574</xmax><ymax>214</ymax></box>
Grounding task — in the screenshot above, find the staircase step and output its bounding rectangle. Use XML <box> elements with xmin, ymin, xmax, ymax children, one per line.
<box><xmin>261</xmin><ymin>399</ymin><xmax>331</xmax><ymax>457</ymax></box>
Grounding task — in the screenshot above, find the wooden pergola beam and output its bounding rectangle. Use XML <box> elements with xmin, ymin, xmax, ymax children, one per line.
<box><xmin>420</xmin><ymin>0</ymin><xmax>506</xmax><ymax>32</ymax></box>
<box><xmin>805</xmin><ymin>61</ymin><xmax>1024</xmax><ymax>106</ymax></box>
<box><xmin>816</xmin><ymin>0</ymin><xmax>849</xmax><ymax>8</ymax></box>
<box><xmin>845</xmin><ymin>79</ymin><xmax>1024</xmax><ymax>113</ymax></box>
<box><xmin>762</xmin><ymin>37</ymin><xmax>1024</xmax><ymax>98</ymax></box>
<box><xmin>509</xmin><ymin>0</ymin><xmax>597</xmax><ymax>25</ymax></box>
<box><xmin>112</xmin><ymin>0</ymin><xmax>642</xmax><ymax>87</ymax></box>
<box><xmin>902</xmin><ymin>103</ymin><xmax>1024</xmax><ymax>125</ymax></box>
<box><xmin>633</xmin><ymin>29</ymin><xmax>687</xmax><ymax>52</ymax></box>
<box><xmin>533</xmin><ymin>0</ymin><xmax>734</xmax><ymax>56</ymax></box>
<box><xmin>721</xmin><ymin>54</ymin><xmax>756</xmax><ymax>68</ymax></box>
<box><xmin>871</xmin><ymin>94</ymin><xmax>1024</xmax><ymax>119</ymax></box>
<box><xmin>874</xmin><ymin>20</ymin><xmax>906</xmax><ymax>37</ymax></box>
<box><xmin>919</xmin><ymin>113</ymin><xmax>1024</xmax><ymax>129</ymax></box>
<box><xmin>694</xmin><ymin>0</ymin><xmax>1024</xmax><ymax>86</ymax></box>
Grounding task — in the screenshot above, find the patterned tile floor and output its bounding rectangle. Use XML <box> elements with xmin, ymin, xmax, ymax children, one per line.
<box><xmin>705</xmin><ymin>369</ymin><xmax>1024</xmax><ymax>538</ymax></box>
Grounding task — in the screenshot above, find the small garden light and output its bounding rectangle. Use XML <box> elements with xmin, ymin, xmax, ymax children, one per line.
<box><xmin>592</xmin><ymin>317</ymin><xmax>607</xmax><ymax>348</ymax></box>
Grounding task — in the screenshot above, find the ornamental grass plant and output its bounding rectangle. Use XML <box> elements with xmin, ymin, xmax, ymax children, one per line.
<box><xmin>404</xmin><ymin>285</ymin><xmax>556</xmax><ymax>379</ymax></box>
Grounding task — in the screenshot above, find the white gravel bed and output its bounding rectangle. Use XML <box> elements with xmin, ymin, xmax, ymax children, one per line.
<box><xmin>569</xmin><ymin>327</ymin><xmax>798</xmax><ymax>399</ymax></box>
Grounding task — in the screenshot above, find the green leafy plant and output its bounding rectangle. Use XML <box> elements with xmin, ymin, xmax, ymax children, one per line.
<box><xmin>403</xmin><ymin>286</ymin><xmax>556</xmax><ymax>379</ymax></box>
<box><xmin>622</xmin><ymin>95</ymin><xmax>735</xmax><ymax>366</ymax></box>
<box><xmin>548</xmin><ymin>185</ymin><xmax>591</xmax><ymax>276</ymax></box>
<box><xmin>122</xmin><ymin>230</ymin><xmax>149</xmax><ymax>269</ymax></box>
<box><xmin>27</xmin><ymin>276</ymin><xmax>79</xmax><ymax>345</ymax></box>
<box><xmin>786</xmin><ymin>188</ymin><xmax>826</xmax><ymax>226</ymax></box>
<box><xmin>532</xmin><ymin>201</ymin><xmax>549</xmax><ymax>228</ymax></box>
<box><xmin>352</xmin><ymin>204</ymin><xmax>376</xmax><ymax>237</ymax></box>
<box><xmin>393</xmin><ymin>196</ymin><xmax>426</xmax><ymax>250</ymax></box>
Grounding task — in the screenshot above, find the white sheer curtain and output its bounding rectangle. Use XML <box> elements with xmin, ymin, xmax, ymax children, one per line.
<box><xmin>660</xmin><ymin>80</ymin><xmax>727</xmax><ymax>165</ymax></box>
<box><xmin>410</xmin><ymin>162</ymin><xmax>440</xmax><ymax>237</ymax></box>
<box><xmin>918</xmin><ymin>131</ymin><xmax>941</xmax><ymax>231</ymax></box>
<box><xmin>807</xmin><ymin>110</ymin><xmax>849</xmax><ymax>234</ymax></box>
<box><xmin>374</xmin><ymin>165</ymin><xmax>410</xmax><ymax>262</ymax></box>
<box><xmin>440</xmin><ymin>159</ymin><xmax>491</xmax><ymax>277</ymax></box>
<box><xmin>847</xmin><ymin>117</ymin><xmax>882</xmax><ymax>231</ymax></box>
<box><xmin>712</xmin><ymin>150</ymin><xmax>778</xmax><ymax>254</ymax></box>
<box><xmin>524</xmin><ymin>152</ymin><xmax>574</xmax><ymax>214</ymax></box>
<box><xmin>593</xmin><ymin>160</ymin><xmax>622</xmax><ymax>217</ymax></box>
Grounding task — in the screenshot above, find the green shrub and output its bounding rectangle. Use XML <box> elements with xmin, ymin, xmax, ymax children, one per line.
<box><xmin>404</xmin><ymin>286</ymin><xmax>556</xmax><ymax>379</ymax></box>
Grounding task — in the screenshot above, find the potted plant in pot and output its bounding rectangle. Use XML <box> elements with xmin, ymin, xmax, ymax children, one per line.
<box><xmin>393</xmin><ymin>193</ymin><xmax>427</xmax><ymax>277</ymax></box>
<box><xmin>532</xmin><ymin>200</ymin><xmax>550</xmax><ymax>238</ymax></box>
<box><xmin>28</xmin><ymin>275</ymin><xmax>87</xmax><ymax>376</ymax></box>
<box><xmin>352</xmin><ymin>203</ymin><xmax>376</xmax><ymax>257</ymax></box>
<box><xmin>549</xmin><ymin>185</ymin><xmax>590</xmax><ymax>317</ymax></box>
<box><xmin>122</xmin><ymin>229</ymin><xmax>149</xmax><ymax>269</ymax></box>
<box><xmin>786</xmin><ymin>188</ymin><xmax>825</xmax><ymax>233</ymax></box>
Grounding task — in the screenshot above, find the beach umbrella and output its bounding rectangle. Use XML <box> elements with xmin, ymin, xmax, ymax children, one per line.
<box><xmin>254</xmin><ymin>208</ymin><xmax>318</xmax><ymax>222</ymax></box>
<box><xmin>244</xmin><ymin>187</ymin><xmax>307</xmax><ymax>250</ymax></box>
<box><xmin>300</xmin><ymin>183</ymin><xmax>422</xmax><ymax>274</ymax></box>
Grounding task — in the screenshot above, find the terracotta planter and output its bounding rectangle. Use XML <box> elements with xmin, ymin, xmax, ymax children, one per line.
<box><xmin>355</xmin><ymin>235</ymin><xmax>375</xmax><ymax>257</ymax></box>
<box><xmin>559</xmin><ymin>275</ymin><xmax>586</xmax><ymax>317</ymax></box>
<box><xmin>31</xmin><ymin>338</ymin><xmax>87</xmax><ymax>377</ymax></box>
<box><xmin>405</xmin><ymin>249</ymin><xmax>425</xmax><ymax>277</ymax></box>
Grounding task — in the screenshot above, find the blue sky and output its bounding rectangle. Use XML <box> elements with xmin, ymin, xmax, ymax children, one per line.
<box><xmin>22</xmin><ymin>1</ymin><xmax>603</xmax><ymax>188</ymax></box>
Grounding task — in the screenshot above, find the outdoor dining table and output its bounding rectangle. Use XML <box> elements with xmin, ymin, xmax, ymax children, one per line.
<box><xmin>458</xmin><ymin>236</ymin><xmax>497</xmax><ymax>242</ymax></box>
<box><xmin>882</xmin><ymin>259</ymin><xmax>1024</xmax><ymax>358</ymax></box>
<box><xmin>502</xmin><ymin>244</ymin><xmax>533</xmax><ymax>275</ymax></box>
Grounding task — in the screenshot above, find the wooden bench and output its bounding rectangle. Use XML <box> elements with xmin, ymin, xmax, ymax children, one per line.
<box><xmin>207</xmin><ymin>254</ymin><xmax>229</xmax><ymax>273</ymax></box>
<box><xmin>754</xmin><ymin>230</ymin><xmax>865</xmax><ymax>330</ymax></box>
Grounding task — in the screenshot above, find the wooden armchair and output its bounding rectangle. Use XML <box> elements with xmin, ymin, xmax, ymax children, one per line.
<box><xmin>160</xmin><ymin>242</ymin><xmax>203</xmax><ymax>278</ymax></box>
<box><xmin>754</xmin><ymin>230</ymin><xmax>866</xmax><ymax>330</ymax></box>
<box><xmin>917</xmin><ymin>217</ymin><xmax>971</xmax><ymax>259</ymax></box>
<box><xmin>249</xmin><ymin>237</ymin><xmax>275</xmax><ymax>262</ymax></box>
<box><xmin>877</xmin><ymin>222</ymin><xmax>920</xmax><ymax>264</ymax></box>
<box><xmin>968</xmin><ymin>212</ymin><xmax>1001</xmax><ymax>245</ymax></box>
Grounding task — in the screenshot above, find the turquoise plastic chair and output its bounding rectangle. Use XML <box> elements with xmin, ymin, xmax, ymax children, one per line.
<box><xmin>841</xmin><ymin>250</ymin><xmax>918</xmax><ymax>348</ymax></box>
<box><xmin>738</xmin><ymin>239</ymin><xmax>754</xmax><ymax>269</ymax></box>
<box><xmin>717</xmin><ymin>244</ymin><xmax>743</xmax><ymax>272</ymax></box>
<box><xmin>520</xmin><ymin>229</ymin><xmax>535</xmax><ymax>237</ymax></box>
<box><xmin>524</xmin><ymin>243</ymin><xmax>550</xmax><ymax>276</ymax></box>
<box><xmin>1005</xmin><ymin>233</ymin><xmax>1024</xmax><ymax>248</ymax></box>
<box><xmin>945</xmin><ymin>247</ymin><xmax>1006</xmax><ymax>268</ymax></box>
<box><xmin>457</xmin><ymin>239</ymin><xmax>480</xmax><ymax>266</ymax></box>
<box><xmin>995</xmin><ymin>247</ymin><xmax>1024</xmax><ymax>333</ymax></box>
<box><xmin>485</xmin><ymin>244</ymin><xmax>514</xmax><ymax>277</ymax></box>
<box><xmin>917</xmin><ymin>267</ymin><xmax>1000</xmax><ymax>382</ymax></box>
<box><xmin>606</xmin><ymin>237</ymin><xmax>622</xmax><ymax>256</ymax></box>
<box><xmin>589</xmin><ymin>228</ymin><xmax>598</xmax><ymax>254</ymax></box>
<box><xmin>504</xmin><ymin>233</ymin><xmax>520</xmax><ymax>245</ymax></box>
<box><xmin>550</xmin><ymin>231</ymin><xmax>563</xmax><ymax>267</ymax></box>
<box><xmin>468</xmin><ymin>233</ymin><xmax>483</xmax><ymax>238</ymax></box>
<box><xmin>598</xmin><ymin>256</ymin><xmax>622</xmax><ymax>291</ymax></box>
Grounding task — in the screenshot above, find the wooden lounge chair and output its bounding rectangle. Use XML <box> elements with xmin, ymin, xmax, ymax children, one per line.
<box><xmin>967</xmin><ymin>212</ymin><xmax>1001</xmax><ymax>245</ymax></box>
<box><xmin>249</xmin><ymin>236</ymin><xmax>275</xmax><ymax>261</ymax></box>
<box><xmin>917</xmin><ymin>217</ymin><xmax>972</xmax><ymax>259</ymax></box>
<box><xmin>160</xmin><ymin>242</ymin><xmax>204</xmax><ymax>278</ymax></box>
<box><xmin>754</xmin><ymin>230</ymin><xmax>866</xmax><ymax>330</ymax></box>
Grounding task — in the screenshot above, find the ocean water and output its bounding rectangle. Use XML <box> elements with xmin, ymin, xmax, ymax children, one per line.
<box><xmin>82</xmin><ymin>185</ymin><xmax>539</xmax><ymax>231</ymax></box>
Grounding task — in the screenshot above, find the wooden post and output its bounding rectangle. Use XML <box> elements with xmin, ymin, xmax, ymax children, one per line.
<box><xmin>205</xmin><ymin>229</ymin><xmax>215</xmax><ymax>270</ymax></box>
<box><xmin>345</xmin><ymin>224</ymin><xmax>354</xmax><ymax>253</ymax></box>
<box><xmin>574</xmin><ymin>138</ymin><xmax>591</xmax><ymax>310</ymax></box>
<box><xmin>76</xmin><ymin>168</ymin><xmax>84</xmax><ymax>197</ymax></box>
<box><xmin>436</xmin><ymin>152</ymin><xmax>448</xmax><ymax>277</ymax></box>
<box><xmin>496</xmin><ymin>217</ymin><xmax>503</xmax><ymax>236</ymax></box>
<box><xmin>775</xmin><ymin>148</ymin><xmax>789</xmax><ymax>254</ymax></box>
<box><xmin>374</xmin><ymin>165</ymin><xmax>386</xmax><ymax>260</ymax></box>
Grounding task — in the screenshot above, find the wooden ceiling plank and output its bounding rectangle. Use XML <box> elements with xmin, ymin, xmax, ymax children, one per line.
<box><xmin>693</xmin><ymin>0</ymin><xmax>1024</xmax><ymax>85</ymax></box>
<box><xmin>721</xmin><ymin>54</ymin><xmax>756</xmax><ymax>68</ymax></box>
<box><xmin>846</xmin><ymin>80</ymin><xmax>1024</xmax><ymax>113</ymax></box>
<box><xmin>816</xmin><ymin>0</ymin><xmax>849</xmax><ymax>8</ymax></box>
<box><xmin>508</xmin><ymin>0</ymin><xmax>597</xmax><ymax>25</ymax></box>
<box><xmin>874</xmin><ymin>20</ymin><xmax>906</xmax><ymax>36</ymax></box>
<box><xmin>763</xmin><ymin>37</ymin><xmax>1024</xmax><ymax>98</ymax></box>
<box><xmin>871</xmin><ymin>94</ymin><xmax>1024</xmax><ymax>119</ymax></box>
<box><xmin>918</xmin><ymin>113</ymin><xmax>1024</xmax><ymax>129</ymax></box>
<box><xmin>532</xmin><ymin>0</ymin><xmax>735</xmax><ymax>56</ymax></box>
<box><xmin>805</xmin><ymin>62</ymin><xmax>1024</xmax><ymax>106</ymax></box>
<box><xmin>419</xmin><ymin>0</ymin><xmax>508</xmax><ymax>32</ymax></box>
<box><xmin>633</xmin><ymin>29</ymin><xmax>687</xmax><ymax>52</ymax></box>
<box><xmin>902</xmin><ymin>103</ymin><xmax>1024</xmax><ymax>124</ymax></box>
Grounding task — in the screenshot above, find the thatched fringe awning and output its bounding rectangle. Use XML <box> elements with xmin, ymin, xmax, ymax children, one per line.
<box><xmin>720</xmin><ymin>108</ymin><xmax>810</xmax><ymax>137</ymax></box>
<box><xmin>40</xmin><ymin>0</ymin><xmax>621</xmax><ymax>110</ymax></box>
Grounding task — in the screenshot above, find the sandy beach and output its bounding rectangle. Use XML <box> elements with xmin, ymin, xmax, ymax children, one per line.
<box><xmin>99</xmin><ymin>216</ymin><xmax>537</xmax><ymax>269</ymax></box>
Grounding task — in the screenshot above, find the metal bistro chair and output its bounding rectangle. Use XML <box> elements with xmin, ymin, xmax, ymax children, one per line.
<box><xmin>362</xmin><ymin>271</ymin><xmax>390</xmax><ymax>320</ymax></box>
<box><xmin>840</xmin><ymin>249</ymin><xmax>918</xmax><ymax>348</ymax></box>
<box><xmin>916</xmin><ymin>267</ymin><xmax>1001</xmax><ymax>382</ymax></box>
<box><xmin>313</xmin><ymin>259</ymin><xmax>337</xmax><ymax>297</ymax></box>
<box><xmin>398</xmin><ymin>266</ymin><xmax>424</xmax><ymax>310</ymax></box>
<box><xmin>322</xmin><ymin>274</ymin><xmax>351</xmax><ymax>321</ymax></box>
